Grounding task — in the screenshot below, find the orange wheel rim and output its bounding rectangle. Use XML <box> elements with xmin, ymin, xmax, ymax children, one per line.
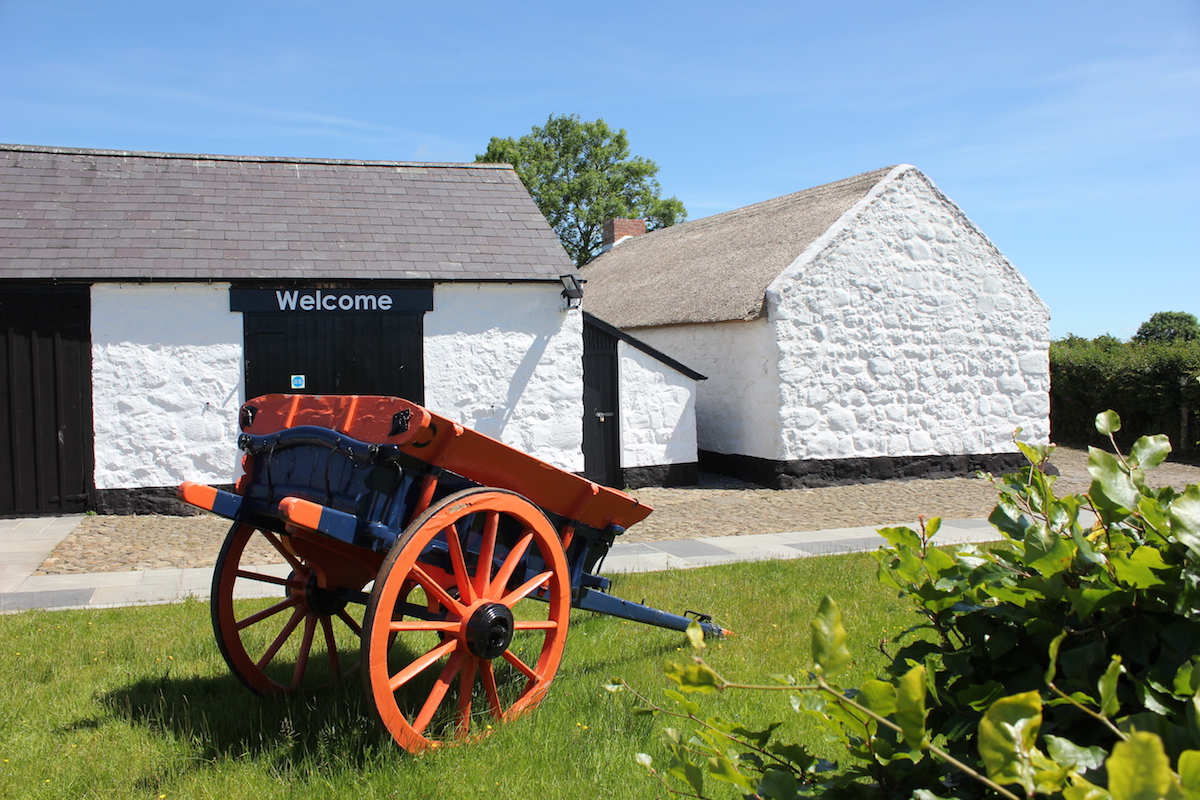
<box><xmin>211</xmin><ymin>523</ymin><xmax>370</xmax><ymax>695</ymax></box>
<box><xmin>362</xmin><ymin>489</ymin><xmax>570</xmax><ymax>751</ymax></box>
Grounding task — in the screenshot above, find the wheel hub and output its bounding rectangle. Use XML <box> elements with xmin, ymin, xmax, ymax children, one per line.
<box><xmin>465</xmin><ymin>603</ymin><xmax>515</xmax><ymax>659</ymax></box>
<box><xmin>303</xmin><ymin>572</ymin><xmax>349</xmax><ymax>616</ymax></box>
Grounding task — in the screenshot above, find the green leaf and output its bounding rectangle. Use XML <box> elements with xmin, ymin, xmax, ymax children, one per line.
<box><xmin>685</xmin><ymin>620</ymin><xmax>706</xmax><ymax>652</ymax></box>
<box><xmin>1046</xmin><ymin>629</ymin><xmax>1069</xmax><ymax>684</ymax></box>
<box><xmin>1045</xmin><ymin>735</ymin><xmax>1107</xmax><ymax>772</ymax></box>
<box><xmin>895</xmin><ymin>664</ymin><xmax>927</xmax><ymax>749</ymax></box>
<box><xmin>857</xmin><ymin>679</ymin><xmax>898</xmax><ymax>716</ymax></box>
<box><xmin>878</xmin><ymin>526</ymin><xmax>923</xmax><ymax>550</ymax></box>
<box><xmin>924</xmin><ymin>516</ymin><xmax>943</xmax><ymax>539</ymax></box>
<box><xmin>664</xmin><ymin>661</ymin><xmax>723</xmax><ymax>694</ymax></box>
<box><xmin>758</xmin><ymin>768</ymin><xmax>799</xmax><ymax>800</ymax></box>
<box><xmin>1110</xmin><ymin>551</ymin><xmax>1166</xmax><ymax>589</ymax></box>
<box><xmin>666</xmin><ymin>760</ymin><xmax>704</xmax><ymax>795</ymax></box>
<box><xmin>1096</xmin><ymin>410</ymin><xmax>1122</xmax><ymax>435</ymax></box>
<box><xmin>811</xmin><ymin>596</ymin><xmax>852</xmax><ymax>676</ymax></box>
<box><xmin>707</xmin><ymin>756</ymin><xmax>756</xmax><ymax>792</ymax></box>
<box><xmin>978</xmin><ymin>691</ymin><xmax>1043</xmax><ymax>791</ymax></box>
<box><xmin>1089</xmin><ymin>448</ymin><xmax>1142</xmax><ymax>513</ymax></box>
<box><xmin>1131</xmin><ymin>434</ymin><xmax>1172</xmax><ymax>469</ymax></box>
<box><xmin>1171</xmin><ymin>487</ymin><xmax>1200</xmax><ymax>553</ymax></box>
<box><xmin>1099</xmin><ymin>656</ymin><xmax>1125</xmax><ymax>718</ymax></box>
<box><xmin>634</xmin><ymin>752</ymin><xmax>653</xmax><ymax>769</ymax></box>
<box><xmin>1107</xmin><ymin>731</ymin><xmax>1174</xmax><ymax>800</ymax></box>
<box><xmin>1179</xmin><ymin>750</ymin><xmax>1200</xmax><ymax>792</ymax></box>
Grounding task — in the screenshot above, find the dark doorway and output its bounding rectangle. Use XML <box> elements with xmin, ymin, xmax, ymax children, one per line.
<box><xmin>243</xmin><ymin>312</ymin><xmax>425</xmax><ymax>402</ymax></box>
<box><xmin>582</xmin><ymin>319</ymin><xmax>621</xmax><ymax>487</ymax></box>
<box><xmin>1</xmin><ymin>284</ymin><xmax>94</xmax><ymax>516</ymax></box>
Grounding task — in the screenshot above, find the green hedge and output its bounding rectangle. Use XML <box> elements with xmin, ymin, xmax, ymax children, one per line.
<box><xmin>1050</xmin><ymin>337</ymin><xmax>1200</xmax><ymax>453</ymax></box>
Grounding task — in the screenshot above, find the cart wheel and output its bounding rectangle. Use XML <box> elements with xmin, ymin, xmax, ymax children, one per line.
<box><xmin>362</xmin><ymin>488</ymin><xmax>570</xmax><ymax>751</ymax></box>
<box><xmin>211</xmin><ymin>522</ymin><xmax>377</xmax><ymax>695</ymax></box>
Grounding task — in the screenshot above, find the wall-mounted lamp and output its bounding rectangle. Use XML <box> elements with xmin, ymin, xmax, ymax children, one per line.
<box><xmin>559</xmin><ymin>274</ymin><xmax>585</xmax><ymax>309</ymax></box>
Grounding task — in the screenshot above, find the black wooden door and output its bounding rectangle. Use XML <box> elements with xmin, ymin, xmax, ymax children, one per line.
<box><xmin>244</xmin><ymin>312</ymin><xmax>424</xmax><ymax>403</ymax></box>
<box><xmin>0</xmin><ymin>285</ymin><xmax>94</xmax><ymax>516</ymax></box>
<box><xmin>582</xmin><ymin>320</ymin><xmax>621</xmax><ymax>487</ymax></box>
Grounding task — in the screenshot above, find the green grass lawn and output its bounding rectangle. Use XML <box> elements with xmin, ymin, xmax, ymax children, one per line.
<box><xmin>0</xmin><ymin>553</ymin><xmax>915</xmax><ymax>800</ymax></box>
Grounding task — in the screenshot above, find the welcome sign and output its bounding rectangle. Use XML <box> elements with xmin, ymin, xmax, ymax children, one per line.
<box><xmin>230</xmin><ymin>286</ymin><xmax>434</xmax><ymax>314</ymax></box>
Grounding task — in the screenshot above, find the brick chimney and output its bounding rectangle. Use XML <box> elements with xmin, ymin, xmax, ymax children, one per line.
<box><xmin>601</xmin><ymin>218</ymin><xmax>646</xmax><ymax>249</ymax></box>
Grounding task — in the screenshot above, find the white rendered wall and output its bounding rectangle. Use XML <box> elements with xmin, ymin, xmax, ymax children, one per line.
<box><xmin>634</xmin><ymin>318</ymin><xmax>786</xmax><ymax>460</ymax></box>
<box><xmin>424</xmin><ymin>283</ymin><xmax>584</xmax><ymax>472</ymax></box>
<box><xmin>92</xmin><ymin>283</ymin><xmax>244</xmax><ymax>489</ymax></box>
<box><xmin>617</xmin><ymin>341</ymin><xmax>698</xmax><ymax>468</ymax></box>
<box><xmin>767</xmin><ymin>166</ymin><xmax>1051</xmax><ymax>461</ymax></box>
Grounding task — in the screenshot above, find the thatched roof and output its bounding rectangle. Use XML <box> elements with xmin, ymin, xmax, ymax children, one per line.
<box><xmin>580</xmin><ymin>166</ymin><xmax>898</xmax><ymax>328</ymax></box>
<box><xmin>0</xmin><ymin>144</ymin><xmax>574</xmax><ymax>282</ymax></box>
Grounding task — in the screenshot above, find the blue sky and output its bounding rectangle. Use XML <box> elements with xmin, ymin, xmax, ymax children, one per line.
<box><xmin>2</xmin><ymin>0</ymin><xmax>1196</xmax><ymax>339</ymax></box>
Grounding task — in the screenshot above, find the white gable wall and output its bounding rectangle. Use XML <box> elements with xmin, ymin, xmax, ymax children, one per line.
<box><xmin>634</xmin><ymin>318</ymin><xmax>786</xmax><ymax>461</ymax></box>
<box><xmin>767</xmin><ymin>167</ymin><xmax>1050</xmax><ymax>461</ymax></box>
<box><xmin>617</xmin><ymin>340</ymin><xmax>698</xmax><ymax>468</ymax></box>
<box><xmin>424</xmin><ymin>283</ymin><xmax>584</xmax><ymax>472</ymax></box>
<box><xmin>92</xmin><ymin>283</ymin><xmax>244</xmax><ymax>490</ymax></box>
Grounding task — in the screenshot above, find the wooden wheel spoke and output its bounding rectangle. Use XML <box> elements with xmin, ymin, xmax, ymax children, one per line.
<box><xmin>501</xmin><ymin>648</ymin><xmax>540</xmax><ymax>682</ymax></box>
<box><xmin>255</xmin><ymin>606</ymin><xmax>306</xmax><ymax>671</ymax></box>
<box><xmin>472</xmin><ymin>512</ymin><xmax>499</xmax><ymax>599</ymax></box>
<box><xmin>321</xmin><ymin>615</ymin><xmax>342</xmax><ymax>676</ymax></box>
<box><xmin>387</xmin><ymin>638</ymin><xmax>458</xmax><ymax>693</ymax></box>
<box><xmin>257</xmin><ymin>530</ymin><xmax>304</xmax><ymax>573</ymax></box>
<box><xmin>336</xmin><ymin>607</ymin><xmax>363</xmax><ymax>636</ymax></box>
<box><xmin>480</xmin><ymin>661</ymin><xmax>503</xmax><ymax>720</ymax></box>
<box><xmin>390</xmin><ymin>620</ymin><xmax>460</xmax><ymax>634</ymax></box>
<box><xmin>236</xmin><ymin>595</ymin><xmax>300</xmax><ymax>631</ymax></box>
<box><xmin>489</xmin><ymin>531</ymin><xmax>534</xmax><ymax>598</ymax></box>
<box><xmin>413</xmin><ymin>649</ymin><xmax>464</xmax><ymax>733</ymax></box>
<box><xmin>513</xmin><ymin>619</ymin><xmax>558</xmax><ymax>631</ymax></box>
<box><xmin>410</xmin><ymin>564</ymin><xmax>466</xmax><ymax>616</ymax></box>
<box><xmin>443</xmin><ymin>522</ymin><xmax>478</xmax><ymax>605</ymax></box>
<box><xmin>499</xmin><ymin>570</ymin><xmax>554</xmax><ymax>607</ymax></box>
<box><xmin>456</xmin><ymin>657</ymin><xmax>479</xmax><ymax>738</ymax></box>
<box><xmin>234</xmin><ymin>569</ymin><xmax>299</xmax><ymax>589</ymax></box>
<box><xmin>291</xmin><ymin>612</ymin><xmax>318</xmax><ymax>689</ymax></box>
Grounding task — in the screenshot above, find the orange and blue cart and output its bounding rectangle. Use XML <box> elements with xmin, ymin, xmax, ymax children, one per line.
<box><xmin>178</xmin><ymin>394</ymin><xmax>723</xmax><ymax>751</ymax></box>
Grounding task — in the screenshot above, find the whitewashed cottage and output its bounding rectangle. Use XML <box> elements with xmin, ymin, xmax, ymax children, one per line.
<box><xmin>581</xmin><ymin>165</ymin><xmax>1050</xmax><ymax>487</ymax></box>
<box><xmin>0</xmin><ymin>144</ymin><xmax>699</xmax><ymax>516</ymax></box>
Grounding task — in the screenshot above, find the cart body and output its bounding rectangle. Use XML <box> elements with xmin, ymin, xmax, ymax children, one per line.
<box><xmin>178</xmin><ymin>394</ymin><xmax>721</xmax><ymax>751</ymax></box>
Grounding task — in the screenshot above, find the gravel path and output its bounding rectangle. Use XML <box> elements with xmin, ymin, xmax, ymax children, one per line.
<box><xmin>34</xmin><ymin>446</ymin><xmax>1200</xmax><ymax>575</ymax></box>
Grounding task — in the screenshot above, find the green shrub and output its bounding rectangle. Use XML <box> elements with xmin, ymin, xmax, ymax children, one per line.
<box><xmin>616</xmin><ymin>412</ymin><xmax>1200</xmax><ymax>798</ymax></box>
<box><xmin>1051</xmin><ymin>337</ymin><xmax>1200</xmax><ymax>453</ymax></box>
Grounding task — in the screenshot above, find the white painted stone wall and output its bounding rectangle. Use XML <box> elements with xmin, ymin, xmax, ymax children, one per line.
<box><xmin>617</xmin><ymin>341</ymin><xmax>698</xmax><ymax>468</ymax></box>
<box><xmin>631</xmin><ymin>166</ymin><xmax>1050</xmax><ymax>463</ymax></box>
<box><xmin>91</xmin><ymin>283</ymin><xmax>244</xmax><ymax>489</ymax></box>
<box><xmin>424</xmin><ymin>283</ymin><xmax>584</xmax><ymax>472</ymax></box>
<box><xmin>635</xmin><ymin>318</ymin><xmax>786</xmax><ymax>460</ymax></box>
<box><xmin>766</xmin><ymin>166</ymin><xmax>1050</xmax><ymax>461</ymax></box>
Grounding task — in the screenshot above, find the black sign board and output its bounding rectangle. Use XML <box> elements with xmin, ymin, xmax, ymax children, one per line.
<box><xmin>230</xmin><ymin>286</ymin><xmax>434</xmax><ymax>314</ymax></box>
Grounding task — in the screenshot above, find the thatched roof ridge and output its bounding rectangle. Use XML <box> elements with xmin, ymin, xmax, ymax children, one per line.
<box><xmin>580</xmin><ymin>166</ymin><xmax>898</xmax><ymax>328</ymax></box>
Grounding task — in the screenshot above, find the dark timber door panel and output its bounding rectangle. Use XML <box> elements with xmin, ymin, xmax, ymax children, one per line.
<box><xmin>582</xmin><ymin>320</ymin><xmax>621</xmax><ymax>488</ymax></box>
<box><xmin>1</xmin><ymin>285</ymin><xmax>94</xmax><ymax>516</ymax></box>
<box><xmin>244</xmin><ymin>313</ymin><xmax>424</xmax><ymax>403</ymax></box>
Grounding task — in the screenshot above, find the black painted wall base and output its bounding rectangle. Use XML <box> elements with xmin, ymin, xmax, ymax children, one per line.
<box><xmin>94</xmin><ymin>486</ymin><xmax>234</xmax><ymax>516</ymax></box>
<box><xmin>621</xmin><ymin>462</ymin><xmax>699</xmax><ymax>489</ymax></box>
<box><xmin>699</xmin><ymin>450</ymin><xmax>1026</xmax><ymax>489</ymax></box>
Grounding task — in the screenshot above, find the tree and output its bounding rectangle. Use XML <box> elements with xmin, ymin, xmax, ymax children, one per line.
<box><xmin>476</xmin><ymin>114</ymin><xmax>686</xmax><ymax>267</ymax></box>
<box><xmin>1133</xmin><ymin>310</ymin><xmax>1200</xmax><ymax>343</ymax></box>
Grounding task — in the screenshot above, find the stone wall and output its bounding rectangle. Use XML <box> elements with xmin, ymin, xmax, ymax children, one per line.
<box><xmin>767</xmin><ymin>166</ymin><xmax>1050</xmax><ymax>461</ymax></box>
<box><xmin>617</xmin><ymin>340</ymin><xmax>698</xmax><ymax>470</ymax></box>
<box><xmin>91</xmin><ymin>283</ymin><xmax>244</xmax><ymax>492</ymax></box>
<box><xmin>635</xmin><ymin>317</ymin><xmax>785</xmax><ymax>461</ymax></box>
<box><xmin>423</xmin><ymin>283</ymin><xmax>584</xmax><ymax>472</ymax></box>
<box><xmin>629</xmin><ymin>166</ymin><xmax>1050</xmax><ymax>481</ymax></box>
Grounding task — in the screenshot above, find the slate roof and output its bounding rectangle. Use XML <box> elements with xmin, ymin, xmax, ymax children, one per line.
<box><xmin>580</xmin><ymin>166</ymin><xmax>898</xmax><ymax>328</ymax></box>
<box><xmin>0</xmin><ymin>144</ymin><xmax>574</xmax><ymax>282</ymax></box>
